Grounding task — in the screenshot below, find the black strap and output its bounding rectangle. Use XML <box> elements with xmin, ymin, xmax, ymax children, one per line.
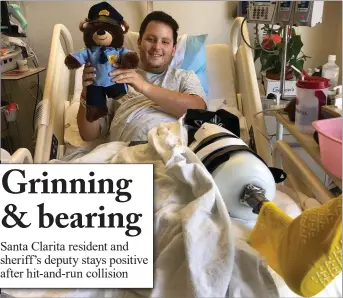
<box><xmin>193</xmin><ymin>132</ymin><xmax>239</xmax><ymax>154</ymax></box>
<box><xmin>202</xmin><ymin>145</ymin><xmax>249</xmax><ymax>173</ymax></box>
<box><xmin>201</xmin><ymin>144</ymin><xmax>287</xmax><ymax>184</ymax></box>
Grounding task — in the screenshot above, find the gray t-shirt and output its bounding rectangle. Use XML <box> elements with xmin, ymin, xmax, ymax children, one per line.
<box><xmin>100</xmin><ymin>66</ymin><xmax>207</xmax><ymax>142</ymax></box>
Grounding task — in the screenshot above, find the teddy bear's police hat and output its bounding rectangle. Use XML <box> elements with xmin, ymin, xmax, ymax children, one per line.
<box><xmin>88</xmin><ymin>1</ymin><xmax>123</xmax><ymax>26</ymax></box>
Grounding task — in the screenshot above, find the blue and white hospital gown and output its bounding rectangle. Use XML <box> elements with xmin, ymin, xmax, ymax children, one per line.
<box><xmin>71</xmin><ymin>46</ymin><xmax>130</xmax><ymax>88</ymax></box>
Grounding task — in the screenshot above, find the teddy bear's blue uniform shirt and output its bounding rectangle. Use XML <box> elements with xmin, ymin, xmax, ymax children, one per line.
<box><xmin>71</xmin><ymin>46</ymin><xmax>130</xmax><ymax>87</ymax></box>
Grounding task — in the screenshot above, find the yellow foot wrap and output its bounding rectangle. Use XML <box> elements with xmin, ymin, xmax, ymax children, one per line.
<box><xmin>249</xmin><ymin>196</ymin><xmax>342</xmax><ymax>297</ymax></box>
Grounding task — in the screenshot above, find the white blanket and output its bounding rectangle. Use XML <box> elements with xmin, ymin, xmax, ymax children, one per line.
<box><xmin>5</xmin><ymin>119</ymin><xmax>279</xmax><ymax>298</ymax></box>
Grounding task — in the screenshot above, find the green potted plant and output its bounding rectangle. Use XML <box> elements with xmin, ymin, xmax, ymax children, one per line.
<box><xmin>254</xmin><ymin>25</ymin><xmax>310</xmax><ymax>81</ymax></box>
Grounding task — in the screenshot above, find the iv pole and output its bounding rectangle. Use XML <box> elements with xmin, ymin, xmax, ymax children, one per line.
<box><xmin>276</xmin><ymin>24</ymin><xmax>289</xmax><ymax>141</ymax></box>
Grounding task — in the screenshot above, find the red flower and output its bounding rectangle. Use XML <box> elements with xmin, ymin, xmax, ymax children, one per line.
<box><xmin>262</xmin><ymin>34</ymin><xmax>282</xmax><ymax>50</ymax></box>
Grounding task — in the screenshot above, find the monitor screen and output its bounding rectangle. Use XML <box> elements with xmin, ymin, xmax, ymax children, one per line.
<box><xmin>1</xmin><ymin>1</ymin><xmax>11</xmax><ymax>30</ymax></box>
<box><xmin>280</xmin><ymin>1</ymin><xmax>291</xmax><ymax>8</ymax></box>
<box><xmin>254</xmin><ymin>1</ymin><xmax>271</xmax><ymax>6</ymax></box>
<box><xmin>298</xmin><ymin>1</ymin><xmax>310</xmax><ymax>9</ymax></box>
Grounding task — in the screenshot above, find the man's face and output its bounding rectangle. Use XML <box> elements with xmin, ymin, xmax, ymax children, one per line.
<box><xmin>138</xmin><ymin>21</ymin><xmax>176</xmax><ymax>73</ymax></box>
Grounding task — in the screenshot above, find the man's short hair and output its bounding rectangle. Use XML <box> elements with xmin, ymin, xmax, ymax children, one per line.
<box><xmin>139</xmin><ymin>11</ymin><xmax>179</xmax><ymax>45</ymax></box>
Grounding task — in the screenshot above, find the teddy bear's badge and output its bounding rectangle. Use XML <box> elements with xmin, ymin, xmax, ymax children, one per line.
<box><xmin>99</xmin><ymin>9</ymin><xmax>110</xmax><ymax>16</ymax></box>
<box><xmin>108</xmin><ymin>54</ymin><xmax>118</xmax><ymax>64</ymax></box>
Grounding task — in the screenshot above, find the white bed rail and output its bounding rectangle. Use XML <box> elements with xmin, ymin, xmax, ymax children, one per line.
<box><xmin>34</xmin><ymin>24</ymin><xmax>73</xmax><ymax>163</ymax></box>
<box><xmin>229</xmin><ymin>17</ymin><xmax>271</xmax><ymax>165</ymax></box>
<box><xmin>229</xmin><ymin>17</ymin><xmax>244</xmax><ymax>56</ymax></box>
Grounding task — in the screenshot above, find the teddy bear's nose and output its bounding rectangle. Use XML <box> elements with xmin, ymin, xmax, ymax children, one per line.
<box><xmin>97</xmin><ymin>30</ymin><xmax>106</xmax><ymax>36</ymax></box>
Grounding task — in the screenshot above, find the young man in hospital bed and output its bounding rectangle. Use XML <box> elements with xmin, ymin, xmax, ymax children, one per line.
<box><xmin>77</xmin><ymin>11</ymin><xmax>207</xmax><ymax>144</ymax></box>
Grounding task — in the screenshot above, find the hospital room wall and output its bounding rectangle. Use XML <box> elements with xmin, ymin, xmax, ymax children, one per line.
<box><xmin>150</xmin><ymin>1</ymin><xmax>237</xmax><ymax>44</ymax></box>
<box><xmin>19</xmin><ymin>1</ymin><xmax>237</xmax><ymax>90</ymax></box>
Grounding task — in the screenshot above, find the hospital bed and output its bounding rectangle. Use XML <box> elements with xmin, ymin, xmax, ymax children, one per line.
<box><xmin>2</xmin><ymin>17</ymin><xmax>342</xmax><ymax>298</ymax></box>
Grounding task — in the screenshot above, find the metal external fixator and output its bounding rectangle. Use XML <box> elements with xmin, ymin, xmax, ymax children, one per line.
<box><xmin>240</xmin><ymin>184</ymin><xmax>269</xmax><ymax>214</ymax></box>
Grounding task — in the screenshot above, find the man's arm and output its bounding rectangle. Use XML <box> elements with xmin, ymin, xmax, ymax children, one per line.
<box><xmin>141</xmin><ymin>84</ymin><xmax>205</xmax><ymax>118</ymax></box>
<box><xmin>77</xmin><ymin>63</ymin><xmax>101</xmax><ymax>141</ymax></box>
<box><xmin>77</xmin><ymin>89</ymin><xmax>101</xmax><ymax>141</ymax></box>
<box><xmin>110</xmin><ymin>68</ymin><xmax>206</xmax><ymax>118</ymax></box>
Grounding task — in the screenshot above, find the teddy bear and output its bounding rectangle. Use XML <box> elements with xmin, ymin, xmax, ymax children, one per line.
<box><xmin>64</xmin><ymin>2</ymin><xmax>139</xmax><ymax>122</ymax></box>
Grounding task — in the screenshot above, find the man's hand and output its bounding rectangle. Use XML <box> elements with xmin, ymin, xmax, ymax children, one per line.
<box><xmin>82</xmin><ymin>62</ymin><xmax>96</xmax><ymax>88</ymax></box>
<box><xmin>110</xmin><ymin>65</ymin><xmax>150</xmax><ymax>94</ymax></box>
<box><xmin>109</xmin><ymin>64</ymin><xmax>206</xmax><ymax>118</ymax></box>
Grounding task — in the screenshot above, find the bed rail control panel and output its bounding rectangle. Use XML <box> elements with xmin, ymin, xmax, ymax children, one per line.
<box><xmin>238</xmin><ymin>1</ymin><xmax>324</xmax><ymax>27</ymax></box>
